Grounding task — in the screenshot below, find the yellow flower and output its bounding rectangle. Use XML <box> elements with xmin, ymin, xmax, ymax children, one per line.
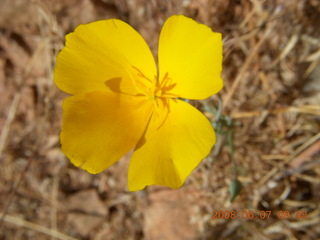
<box><xmin>54</xmin><ymin>15</ymin><xmax>223</xmax><ymax>191</ymax></box>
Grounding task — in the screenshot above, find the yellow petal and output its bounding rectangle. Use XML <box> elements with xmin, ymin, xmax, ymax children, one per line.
<box><xmin>54</xmin><ymin>20</ymin><xmax>157</xmax><ymax>95</ymax></box>
<box><xmin>128</xmin><ymin>98</ymin><xmax>215</xmax><ymax>191</ymax></box>
<box><xmin>158</xmin><ymin>15</ymin><xmax>223</xmax><ymax>100</ymax></box>
<box><xmin>61</xmin><ymin>92</ymin><xmax>153</xmax><ymax>173</ymax></box>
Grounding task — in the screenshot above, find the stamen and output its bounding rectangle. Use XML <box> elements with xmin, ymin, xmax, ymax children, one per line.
<box><xmin>153</xmin><ymin>99</ymin><xmax>160</xmax><ymax>118</ymax></box>
<box><xmin>155</xmin><ymin>98</ymin><xmax>171</xmax><ymax>130</ymax></box>
<box><xmin>161</xmin><ymin>92</ymin><xmax>179</xmax><ymax>98</ymax></box>
<box><xmin>130</xmin><ymin>66</ymin><xmax>154</xmax><ymax>96</ymax></box>
<box><xmin>158</xmin><ymin>72</ymin><xmax>169</xmax><ymax>89</ymax></box>
<box><xmin>132</xmin><ymin>66</ymin><xmax>153</xmax><ymax>83</ymax></box>
<box><xmin>155</xmin><ymin>72</ymin><xmax>179</xmax><ymax>99</ymax></box>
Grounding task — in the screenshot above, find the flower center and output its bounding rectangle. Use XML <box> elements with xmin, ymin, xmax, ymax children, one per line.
<box><xmin>154</xmin><ymin>72</ymin><xmax>178</xmax><ymax>98</ymax></box>
<box><xmin>132</xmin><ymin>66</ymin><xmax>180</xmax><ymax>128</ymax></box>
<box><xmin>132</xmin><ymin>66</ymin><xmax>179</xmax><ymax>99</ymax></box>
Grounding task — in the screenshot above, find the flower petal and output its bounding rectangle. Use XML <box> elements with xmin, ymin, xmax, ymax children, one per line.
<box><xmin>61</xmin><ymin>92</ymin><xmax>153</xmax><ymax>173</ymax></box>
<box><xmin>54</xmin><ymin>20</ymin><xmax>157</xmax><ymax>95</ymax></box>
<box><xmin>128</xmin><ymin>99</ymin><xmax>215</xmax><ymax>191</ymax></box>
<box><xmin>158</xmin><ymin>15</ymin><xmax>223</xmax><ymax>100</ymax></box>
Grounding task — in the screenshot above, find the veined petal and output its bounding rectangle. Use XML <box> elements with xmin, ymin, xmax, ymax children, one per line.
<box><xmin>158</xmin><ymin>15</ymin><xmax>223</xmax><ymax>100</ymax></box>
<box><xmin>61</xmin><ymin>92</ymin><xmax>153</xmax><ymax>173</ymax></box>
<box><xmin>54</xmin><ymin>20</ymin><xmax>157</xmax><ymax>95</ymax></box>
<box><xmin>128</xmin><ymin>99</ymin><xmax>215</xmax><ymax>191</ymax></box>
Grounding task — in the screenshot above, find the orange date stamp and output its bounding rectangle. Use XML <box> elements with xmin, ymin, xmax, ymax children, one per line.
<box><xmin>212</xmin><ymin>210</ymin><xmax>308</xmax><ymax>220</ymax></box>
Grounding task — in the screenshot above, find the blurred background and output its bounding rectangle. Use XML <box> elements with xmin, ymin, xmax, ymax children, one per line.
<box><xmin>0</xmin><ymin>0</ymin><xmax>319</xmax><ymax>239</ymax></box>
